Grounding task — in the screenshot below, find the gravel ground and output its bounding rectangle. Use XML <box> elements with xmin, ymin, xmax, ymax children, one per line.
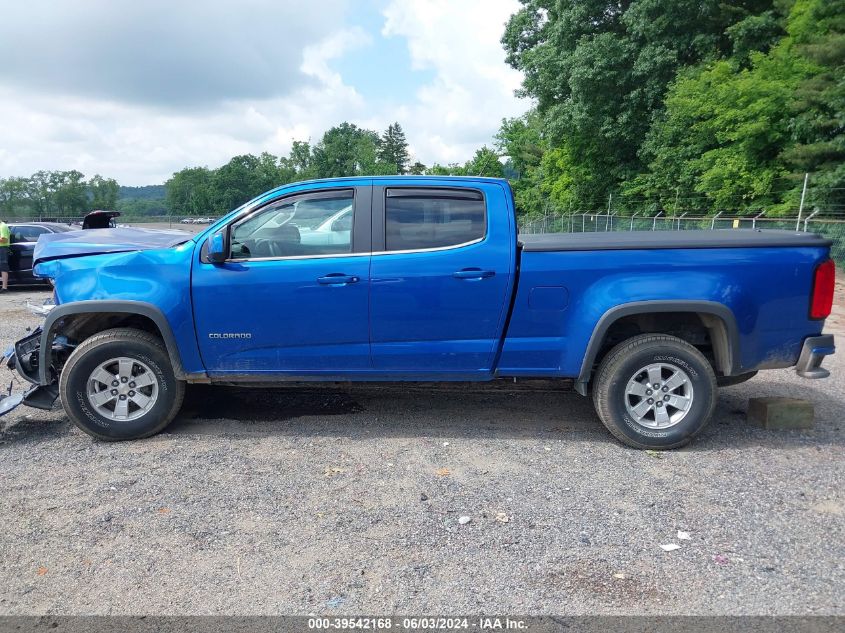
<box><xmin>0</xmin><ymin>286</ymin><xmax>843</xmax><ymax>616</ymax></box>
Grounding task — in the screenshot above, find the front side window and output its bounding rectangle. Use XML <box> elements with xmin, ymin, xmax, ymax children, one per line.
<box><xmin>229</xmin><ymin>190</ymin><xmax>354</xmax><ymax>260</ymax></box>
<box><xmin>385</xmin><ymin>190</ymin><xmax>486</xmax><ymax>252</ymax></box>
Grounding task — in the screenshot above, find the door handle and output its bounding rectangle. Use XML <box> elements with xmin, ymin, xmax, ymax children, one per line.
<box><xmin>317</xmin><ymin>274</ymin><xmax>360</xmax><ymax>285</ymax></box>
<box><xmin>453</xmin><ymin>268</ymin><xmax>495</xmax><ymax>280</ymax></box>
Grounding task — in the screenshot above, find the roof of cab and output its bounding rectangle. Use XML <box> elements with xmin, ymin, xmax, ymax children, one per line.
<box><xmin>261</xmin><ymin>175</ymin><xmax>510</xmax><ymax>197</ymax></box>
<box><xmin>298</xmin><ymin>175</ymin><xmax>509</xmax><ymax>184</ymax></box>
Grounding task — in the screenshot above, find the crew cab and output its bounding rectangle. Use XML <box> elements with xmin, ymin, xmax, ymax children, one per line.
<box><xmin>0</xmin><ymin>177</ymin><xmax>836</xmax><ymax>449</ymax></box>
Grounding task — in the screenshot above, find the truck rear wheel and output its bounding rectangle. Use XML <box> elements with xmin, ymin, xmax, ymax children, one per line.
<box><xmin>592</xmin><ymin>334</ymin><xmax>717</xmax><ymax>450</ymax></box>
<box><xmin>59</xmin><ymin>328</ymin><xmax>185</xmax><ymax>441</ymax></box>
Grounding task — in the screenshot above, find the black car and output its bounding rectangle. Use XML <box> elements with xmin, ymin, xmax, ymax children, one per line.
<box><xmin>7</xmin><ymin>222</ymin><xmax>74</xmax><ymax>285</ymax></box>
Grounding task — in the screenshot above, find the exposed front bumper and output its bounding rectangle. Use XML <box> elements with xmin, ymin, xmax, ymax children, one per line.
<box><xmin>796</xmin><ymin>334</ymin><xmax>835</xmax><ymax>379</ymax></box>
<box><xmin>0</xmin><ymin>329</ymin><xmax>61</xmax><ymax>420</ymax></box>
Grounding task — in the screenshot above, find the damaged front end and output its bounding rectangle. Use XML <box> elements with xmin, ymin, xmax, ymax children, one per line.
<box><xmin>0</xmin><ymin>305</ymin><xmax>75</xmax><ymax>419</ymax></box>
<box><xmin>1</xmin><ymin>225</ymin><xmax>194</xmax><ymax>421</ymax></box>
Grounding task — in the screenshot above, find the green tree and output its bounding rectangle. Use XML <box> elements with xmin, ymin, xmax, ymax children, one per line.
<box><xmin>0</xmin><ymin>177</ymin><xmax>32</xmax><ymax>217</ymax></box>
<box><xmin>88</xmin><ymin>174</ymin><xmax>119</xmax><ymax>210</ymax></box>
<box><xmin>501</xmin><ymin>0</ymin><xmax>776</xmax><ymax>203</ymax></box>
<box><xmin>464</xmin><ymin>146</ymin><xmax>505</xmax><ymax>177</ymax></box>
<box><xmin>210</xmin><ymin>153</ymin><xmax>283</xmax><ymax>212</ymax></box>
<box><xmin>26</xmin><ymin>171</ymin><xmax>54</xmax><ymax>216</ymax></box>
<box><xmin>408</xmin><ymin>161</ymin><xmax>427</xmax><ymax>175</ymax></box>
<box><xmin>165</xmin><ymin>167</ymin><xmax>213</xmax><ymax>217</ymax></box>
<box><xmin>51</xmin><ymin>170</ymin><xmax>88</xmax><ymax>216</ymax></box>
<box><xmin>779</xmin><ymin>0</ymin><xmax>845</xmax><ymax>212</ymax></box>
<box><xmin>378</xmin><ymin>122</ymin><xmax>411</xmax><ymax>174</ymax></box>
<box><xmin>630</xmin><ymin>0</ymin><xmax>843</xmax><ymax>214</ymax></box>
<box><xmin>426</xmin><ymin>163</ymin><xmax>466</xmax><ymax>176</ymax></box>
<box><xmin>495</xmin><ymin>111</ymin><xmax>546</xmax><ymax>214</ymax></box>
<box><xmin>281</xmin><ymin>140</ymin><xmax>317</xmax><ymax>181</ymax></box>
<box><xmin>312</xmin><ymin>122</ymin><xmax>382</xmax><ymax>178</ymax></box>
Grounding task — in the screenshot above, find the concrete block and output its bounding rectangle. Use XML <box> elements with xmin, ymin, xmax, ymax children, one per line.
<box><xmin>747</xmin><ymin>397</ymin><xmax>814</xmax><ymax>430</ymax></box>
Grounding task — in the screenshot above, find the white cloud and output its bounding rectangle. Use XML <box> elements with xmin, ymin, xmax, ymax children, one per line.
<box><xmin>381</xmin><ymin>0</ymin><xmax>529</xmax><ymax>165</ymax></box>
<box><xmin>0</xmin><ymin>0</ymin><xmax>349</xmax><ymax>106</ymax></box>
<box><xmin>0</xmin><ymin>1</ymin><xmax>530</xmax><ymax>185</ymax></box>
<box><xmin>0</xmin><ymin>14</ymin><xmax>372</xmax><ymax>184</ymax></box>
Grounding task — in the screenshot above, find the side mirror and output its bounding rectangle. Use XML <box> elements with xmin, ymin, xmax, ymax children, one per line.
<box><xmin>207</xmin><ymin>230</ymin><xmax>227</xmax><ymax>264</ymax></box>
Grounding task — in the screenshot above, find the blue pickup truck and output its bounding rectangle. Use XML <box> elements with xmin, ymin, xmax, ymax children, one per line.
<box><xmin>0</xmin><ymin>177</ymin><xmax>836</xmax><ymax>449</ymax></box>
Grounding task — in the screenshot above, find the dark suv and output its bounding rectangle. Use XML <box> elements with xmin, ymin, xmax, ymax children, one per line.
<box><xmin>6</xmin><ymin>223</ymin><xmax>74</xmax><ymax>284</ymax></box>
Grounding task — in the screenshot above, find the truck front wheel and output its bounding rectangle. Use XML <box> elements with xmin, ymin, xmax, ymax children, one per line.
<box><xmin>592</xmin><ymin>334</ymin><xmax>718</xmax><ymax>450</ymax></box>
<box><xmin>59</xmin><ymin>328</ymin><xmax>185</xmax><ymax>441</ymax></box>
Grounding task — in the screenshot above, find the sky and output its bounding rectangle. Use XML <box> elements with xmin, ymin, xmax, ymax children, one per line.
<box><xmin>0</xmin><ymin>0</ymin><xmax>530</xmax><ymax>186</ymax></box>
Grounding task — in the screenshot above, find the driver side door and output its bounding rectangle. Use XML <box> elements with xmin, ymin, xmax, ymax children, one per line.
<box><xmin>192</xmin><ymin>185</ymin><xmax>372</xmax><ymax>375</ymax></box>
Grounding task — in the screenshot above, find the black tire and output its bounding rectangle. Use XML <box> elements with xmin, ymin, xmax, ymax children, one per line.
<box><xmin>59</xmin><ymin>328</ymin><xmax>185</xmax><ymax>441</ymax></box>
<box><xmin>592</xmin><ymin>334</ymin><xmax>718</xmax><ymax>450</ymax></box>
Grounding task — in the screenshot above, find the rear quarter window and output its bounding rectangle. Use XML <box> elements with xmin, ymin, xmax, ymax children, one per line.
<box><xmin>10</xmin><ymin>226</ymin><xmax>47</xmax><ymax>242</ymax></box>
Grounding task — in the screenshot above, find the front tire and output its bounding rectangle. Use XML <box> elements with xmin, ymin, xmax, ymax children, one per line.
<box><xmin>59</xmin><ymin>328</ymin><xmax>185</xmax><ymax>441</ymax></box>
<box><xmin>592</xmin><ymin>334</ymin><xmax>717</xmax><ymax>450</ymax></box>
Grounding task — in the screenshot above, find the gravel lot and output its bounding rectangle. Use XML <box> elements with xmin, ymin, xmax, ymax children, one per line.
<box><xmin>0</xmin><ymin>285</ymin><xmax>843</xmax><ymax>616</ymax></box>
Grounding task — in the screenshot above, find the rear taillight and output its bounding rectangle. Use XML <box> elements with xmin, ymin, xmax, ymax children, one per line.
<box><xmin>810</xmin><ymin>259</ymin><xmax>835</xmax><ymax>320</ymax></box>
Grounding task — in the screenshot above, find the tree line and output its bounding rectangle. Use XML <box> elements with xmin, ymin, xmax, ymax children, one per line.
<box><xmin>165</xmin><ymin>122</ymin><xmax>505</xmax><ymax>217</ymax></box>
<box><xmin>0</xmin><ymin>171</ymin><xmax>120</xmax><ymax>218</ymax></box>
<box><xmin>0</xmin><ymin>120</ymin><xmax>506</xmax><ymax>219</ymax></box>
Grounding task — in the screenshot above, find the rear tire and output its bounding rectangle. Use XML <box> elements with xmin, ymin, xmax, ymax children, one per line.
<box><xmin>592</xmin><ymin>334</ymin><xmax>717</xmax><ymax>450</ymax></box>
<box><xmin>59</xmin><ymin>328</ymin><xmax>185</xmax><ymax>441</ymax></box>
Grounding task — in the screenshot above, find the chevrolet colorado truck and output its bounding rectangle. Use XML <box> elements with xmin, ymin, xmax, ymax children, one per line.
<box><xmin>0</xmin><ymin>176</ymin><xmax>836</xmax><ymax>449</ymax></box>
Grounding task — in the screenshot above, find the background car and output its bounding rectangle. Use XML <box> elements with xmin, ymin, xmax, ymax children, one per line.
<box><xmin>298</xmin><ymin>205</ymin><xmax>352</xmax><ymax>247</ymax></box>
<box><xmin>6</xmin><ymin>222</ymin><xmax>74</xmax><ymax>285</ymax></box>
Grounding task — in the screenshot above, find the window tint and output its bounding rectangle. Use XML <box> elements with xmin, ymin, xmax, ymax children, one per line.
<box><xmin>229</xmin><ymin>190</ymin><xmax>354</xmax><ymax>260</ymax></box>
<box><xmin>385</xmin><ymin>190</ymin><xmax>486</xmax><ymax>251</ymax></box>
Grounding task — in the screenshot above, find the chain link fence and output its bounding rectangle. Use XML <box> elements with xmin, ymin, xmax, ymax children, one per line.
<box><xmin>519</xmin><ymin>212</ymin><xmax>845</xmax><ymax>262</ymax></box>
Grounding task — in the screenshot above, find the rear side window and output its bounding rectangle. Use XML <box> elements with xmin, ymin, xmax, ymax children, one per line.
<box><xmin>10</xmin><ymin>226</ymin><xmax>47</xmax><ymax>242</ymax></box>
<box><xmin>385</xmin><ymin>189</ymin><xmax>485</xmax><ymax>251</ymax></box>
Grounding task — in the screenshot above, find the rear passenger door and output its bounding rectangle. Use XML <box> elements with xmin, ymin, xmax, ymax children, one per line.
<box><xmin>369</xmin><ymin>184</ymin><xmax>514</xmax><ymax>374</ymax></box>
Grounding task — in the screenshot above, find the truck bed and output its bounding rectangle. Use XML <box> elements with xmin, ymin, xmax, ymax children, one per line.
<box><xmin>519</xmin><ymin>229</ymin><xmax>832</xmax><ymax>252</ymax></box>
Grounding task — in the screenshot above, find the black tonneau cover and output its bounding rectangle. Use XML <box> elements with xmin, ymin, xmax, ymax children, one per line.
<box><xmin>519</xmin><ymin>229</ymin><xmax>833</xmax><ymax>252</ymax></box>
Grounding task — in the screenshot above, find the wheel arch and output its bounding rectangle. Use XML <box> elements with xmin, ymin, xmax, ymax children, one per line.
<box><xmin>38</xmin><ymin>301</ymin><xmax>186</xmax><ymax>384</ymax></box>
<box><xmin>574</xmin><ymin>300</ymin><xmax>740</xmax><ymax>395</ymax></box>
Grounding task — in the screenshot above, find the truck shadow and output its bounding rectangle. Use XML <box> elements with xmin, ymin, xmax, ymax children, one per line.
<box><xmin>1</xmin><ymin>382</ymin><xmax>841</xmax><ymax>451</ymax></box>
<box><xmin>168</xmin><ymin>383</ymin><xmax>614</xmax><ymax>443</ymax></box>
<box><xmin>162</xmin><ymin>382</ymin><xmax>844</xmax><ymax>451</ymax></box>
